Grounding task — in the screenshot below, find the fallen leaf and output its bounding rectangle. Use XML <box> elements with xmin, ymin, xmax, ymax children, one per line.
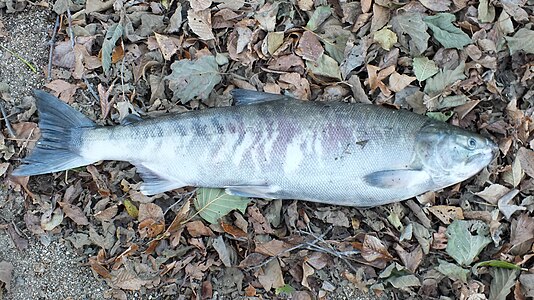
<box><xmin>361</xmin><ymin>235</ymin><xmax>394</xmax><ymax>267</ymax></box>
<box><xmin>489</xmin><ymin>268</ymin><xmax>519</xmax><ymax>300</ymax></box>
<box><xmin>388</xmin><ymin>72</ymin><xmax>416</xmax><ymax>93</ymax></box>
<box><xmin>306</xmin><ymin>6</ymin><xmax>331</xmax><ymax>31</ymax></box>
<box><xmin>187</xmin><ymin>9</ymin><xmax>215</xmax><ymax>40</ymax></box>
<box><xmin>255</xmin><ymin>2</ymin><xmax>279</xmax><ymax>32</ymax></box>
<box><xmin>59</xmin><ymin>201</ymin><xmax>89</xmax><ymax>226</ymax></box>
<box><xmin>185</xmin><ymin>220</ymin><xmax>214</xmax><ymax>237</ymax></box>
<box><xmin>301</xmin><ymin>261</ymin><xmax>314</xmax><ymax>289</ymax></box>
<box><xmin>306</xmin><ymin>53</ymin><xmax>341</xmax><ymax>80</ymax></box>
<box><xmin>476</xmin><ymin>184</ymin><xmax>510</xmax><ymax>205</ymax></box>
<box><xmin>193</xmin><ymin>188</ymin><xmax>250</xmax><ymax>224</ymax></box>
<box><xmin>435</xmin><ymin>259</ymin><xmax>469</xmax><ymax>283</ymax></box>
<box><xmin>258</xmin><ymin>259</ymin><xmax>284</xmax><ymax>291</ymax></box>
<box><xmin>413</xmin><ymin>57</ymin><xmax>439</xmax><ymax>82</ymax></box>
<box><xmin>0</xmin><ymin>261</ymin><xmax>13</xmax><ymax>292</ymax></box>
<box><xmin>373</xmin><ymin>27</ymin><xmax>397</xmax><ymax>51</ymax></box>
<box><xmin>505</xmin><ymin>28</ymin><xmax>534</xmax><ymax>54</ymax></box>
<box><xmin>101</xmin><ymin>23</ymin><xmax>123</xmax><ymax>75</ymax></box>
<box><xmin>419</xmin><ymin>0</ymin><xmax>451</xmax><ymax>11</ymax></box>
<box><xmin>154</xmin><ymin>32</ymin><xmax>178</xmax><ymax>60</ymax></box>
<box><xmin>517</xmin><ymin>147</ymin><xmax>534</xmax><ymax>179</ymax></box>
<box><xmin>424</xmin><ymin>13</ymin><xmax>472</xmax><ymax>49</ymax></box>
<box><xmin>296</xmin><ymin>31</ymin><xmax>324</xmax><ymax>61</ymax></box>
<box><xmin>391</xmin><ymin>13</ymin><xmax>429</xmax><ymax>55</ymax></box>
<box><xmin>166</xmin><ymin>55</ymin><xmax>222</xmax><ymax>103</ymax></box>
<box><xmin>255</xmin><ymin>239</ymin><xmax>293</xmax><ymax>257</ymax></box>
<box><xmin>212</xmin><ymin>235</ymin><xmax>232</xmax><ymax>267</ymax></box>
<box><xmin>446</xmin><ymin>220</ymin><xmax>491</xmax><ymax>266</ymax></box>
<box><xmin>509</xmin><ymin>213</ymin><xmax>534</xmax><ymax>246</ymax></box>
<box><xmin>428</xmin><ymin>205</ymin><xmax>464</xmax><ymax>224</ymax></box>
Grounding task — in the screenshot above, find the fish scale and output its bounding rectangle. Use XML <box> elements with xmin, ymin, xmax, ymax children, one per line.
<box><xmin>13</xmin><ymin>89</ymin><xmax>497</xmax><ymax>207</ymax></box>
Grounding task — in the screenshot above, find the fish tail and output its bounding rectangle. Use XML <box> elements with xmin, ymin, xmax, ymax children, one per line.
<box><xmin>12</xmin><ymin>90</ymin><xmax>97</xmax><ymax>176</ymax></box>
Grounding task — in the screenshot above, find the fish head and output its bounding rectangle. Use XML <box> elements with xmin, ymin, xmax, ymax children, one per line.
<box><xmin>416</xmin><ymin>121</ymin><xmax>498</xmax><ymax>185</ymax></box>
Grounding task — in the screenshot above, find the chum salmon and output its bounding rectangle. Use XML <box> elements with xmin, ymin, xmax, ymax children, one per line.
<box><xmin>13</xmin><ymin>90</ymin><xmax>497</xmax><ymax>207</ymax></box>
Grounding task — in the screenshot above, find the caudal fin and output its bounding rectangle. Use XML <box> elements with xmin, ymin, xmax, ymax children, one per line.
<box><xmin>12</xmin><ymin>90</ymin><xmax>96</xmax><ymax>176</ymax></box>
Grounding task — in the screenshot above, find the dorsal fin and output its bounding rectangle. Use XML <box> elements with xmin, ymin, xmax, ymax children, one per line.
<box><xmin>231</xmin><ymin>89</ymin><xmax>288</xmax><ymax>105</ymax></box>
<box><xmin>121</xmin><ymin>114</ymin><xmax>143</xmax><ymax>125</ymax></box>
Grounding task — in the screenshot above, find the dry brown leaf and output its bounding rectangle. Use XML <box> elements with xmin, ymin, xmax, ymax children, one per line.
<box><xmin>239</xmin><ymin>253</ymin><xmax>267</xmax><ymax>268</ymax></box>
<box><xmin>59</xmin><ymin>201</ymin><xmax>89</xmax><ymax>226</ymax></box>
<box><xmin>244</xmin><ymin>284</ymin><xmax>257</xmax><ymax>296</ymax></box>
<box><xmin>510</xmin><ymin>213</ymin><xmax>534</xmax><ymax>246</ymax></box>
<box><xmin>268</xmin><ymin>54</ymin><xmax>305</xmax><ymax>71</ymax></box>
<box><xmin>221</xmin><ymin>222</ymin><xmax>247</xmax><ymax>238</ymax></box>
<box><xmin>388</xmin><ymin>72</ymin><xmax>416</xmax><ymax>93</ymax></box>
<box><xmin>44</xmin><ymin>80</ymin><xmax>78</xmax><ymax>104</ymax></box>
<box><xmin>296</xmin><ymin>31</ymin><xmax>324</xmax><ymax>61</ymax></box>
<box><xmin>248</xmin><ymin>206</ymin><xmax>274</xmax><ymax>234</ymax></box>
<box><xmin>185</xmin><ymin>220</ymin><xmax>214</xmax><ymax>237</ymax></box>
<box><xmin>419</xmin><ymin>0</ymin><xmax>451</xmax><ymax>11</ymax></box>
<box><xmin>94</xmin><ymin>205</ymin><xmax>118</xmax><ymax>222</ymax></box>
<box><xmin>366</xmin><ymin>64</ymin><xmax>395</xmax><ymax>97</ymax></box>
<box><xmin>361</xmin><ymin>235</ymin><xmax>394</xmax><ymax>267</ymax></box>
<box><xmin>301</xmin><ymin>261</ymin><xmax>314</xmax><ymax>290</ymax></box>
<box><xmin>427</xmin><ymin>205</ymin><xmax>464</xmax><ymax>224</ymax></box>
<box><xmin>475</xmin><ymin>184</ymin><xmax>510</xmax><ymax>205</ymax></box>
<box><xmin>258</xmin><ymin>258</ymin><xmax>284</xmax><ymax>291</ymax></box>
<box><xmin>190</xmin><ymin>0</ymin><xmax>212</xmax><ymax>11</ymax></box>
<box><xmin>306</xmin><ymin>252</ymin><xmax>330</xmax><ymax>270</ymax></box>
<box><xmin>278</xmin><ymin>72</ymin><xmax>311</xmax><ymax>100</ymax></box>
<box><xmin>394</xmin><ymin>244</ymin><xmax>423</xmax><ymax>273</ymax></box>
<box><xmin>187</xmin><ymin>9</ymin><xmax>215</xmax><ymax>40</ymax></box>
<box><xmin>154</xmin><ymin>32</ymin><xmax>178</xmax><ymax>61</ymax></box>
<box><xmin>212</xmin><ymin>235</ymin><xmax>232</xmax><ymax>267</ymax></box>
<box><xmin>255</xmin><ymin>239</ymin><xmax>293</xmax><ymax>257</ymax></box>
<box><xmin>518</xmin><ymin>147</ymin><xmax>534</xmax><ymax>179</ymax></box>
<box><xmin>432</xmin><ymin>226</ymin><xmax>448</xmax><ymax>250</ymax></box>
<box><xmin>255</xmin><ymin>2</ymin><xmax>279</xmax><ymax>32</ymax></box>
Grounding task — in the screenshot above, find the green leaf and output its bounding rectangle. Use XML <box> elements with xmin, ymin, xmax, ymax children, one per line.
<box><xmin>435</xmin><ymin>259</ymin><xmax>469</xmax><ymax>283</ymax></box>
<box><xmin>424</xmin><ymin>13</ymin><xmax>472</xmax><ymax>49</ymax></box>
<box><xmin>446</xmin><ymin>220</ymin><xmax>491</xmax><ymax>266</ymax></box>
<box><xmin>505</xmin><ymin>28</ymin><xmax>534</xmax><ymax>54</ymax></box>
<box><xmin>413</xmin><ymin>57</ymin><xmax>438</xmax><ymax>82</ymax></box>
<box><xmin>436</xmin><ymin>94</ymin><xmax>468</xmax><ymax>110</ymax></box>
<box><xmin>102</xmin><ymin>23</ymin><xmax>123</xmax><ymax>75</ymax></box>
<box><xmin>426</xmin><ymin>111</ymin><xmax>453</xmax><ymax>122</ymax></box>
<box><xmin>166</xmin><ymin>55</ymin><xmax>222</xmax><ymax>103</ymax></box>
<box><xmin>373</xmin><ymin>27</ymin><xmax>397</xmax><ymax>51</ymax></box>
<box><xmin>390</xmin><ymin>13</ymin><xmax>429</xmax><ymax>55</ymax></box>
<box><xmin>193</xmin><ymin>188</ymin><xmax>250</xmax><ymax>224</ymax></box>
<box><xmin>306</xmin><ymin>53</ymin><xmax>341</xmax><ymax>80</ymax></box>
<box><xmin>478</xmin><ymin>0</ymin><xmax>496</xmax><ymax>23</ymax></box>
<box><xmin>424</xmin><ymin>61</ymin><xmax>466</xmax><ymax>96</ymax></box>
<box><xmin>489</xmin><ymin>268</ymin><xmax>519</xmax><ymax>300</ymax></box>
<box><xmin>306</xmin><ymin>6</ymin><xmax>331</xmax><ymax>31</ymax></box>
<box><xmin>474</xmin><ymin>260</ymin><xmax>522</xmax><ymax>270</ymax></box>
<box><xmin>123</xmin><ymin>199</ymin><xmax>139</xmax><ymax>218</ymax></box>
<box><xmin>386</xmin><ymin>274</ymin><xmax>421</xmax><ymax>289</ymax></box>
<box><xmin>275</xmin><ymin>284</ymin><xmax>296</xmax><ymax>295</ymax></box>
<box><xmin>321</xmin><ymin>25</ymin><xmax>353</xmax><ymax>63</ymax></box>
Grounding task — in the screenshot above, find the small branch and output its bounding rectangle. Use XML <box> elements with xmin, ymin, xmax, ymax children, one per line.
<box><xmin>0</xmin><ymin>101</ymin><xmax>15</xmax><ymax>138</ymax></box>
<box><xmin>246</xmin><ymin>226</ymin><xmax>333</xmax><ymax>272</ymax></box>
<box><xmin>47</xmin><ymin>15</ymin><xmax>61</xmax><ymax>81</ymax></box>
<box><xmin>66</xmin><ymin>7</ymin><xmax>75</xmax><ymax>49</ymax></box>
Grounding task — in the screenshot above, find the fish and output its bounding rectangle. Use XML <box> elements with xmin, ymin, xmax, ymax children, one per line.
<box><xmin>12</xmin><ymin>89</ymin><xmax>497</xmax><ymax>207</ymax></box>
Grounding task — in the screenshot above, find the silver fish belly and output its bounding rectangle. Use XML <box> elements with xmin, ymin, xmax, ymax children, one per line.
<box><xmin>13</xmin><ymin>90</ymin><xmax>497</xmax><ymax>207</ymax></box>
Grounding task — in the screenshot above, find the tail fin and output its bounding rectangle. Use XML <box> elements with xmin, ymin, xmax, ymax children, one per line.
<box><xmin>12</xmin><ymin>90</ymin><xmax>96</xmax><ymax>176</ymax></box>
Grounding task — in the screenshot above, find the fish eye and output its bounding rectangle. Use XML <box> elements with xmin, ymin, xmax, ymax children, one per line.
<box><xmin>467</xmin><ymin>137</ymin><xmax>477</xmax><ymax>149</ymax></box>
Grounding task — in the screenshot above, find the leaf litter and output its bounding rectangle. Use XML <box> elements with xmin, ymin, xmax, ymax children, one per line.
<box><xmin>1</xmin><ymin>0</ymin><xmax>534</xmax><ymax>299</ymax></box>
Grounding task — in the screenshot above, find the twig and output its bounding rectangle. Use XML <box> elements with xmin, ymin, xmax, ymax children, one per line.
<box><xmin>164</xmin><ymin>189</ymin><xmax>197</xmax><ymax>216</ymax></box>
<box><xmin>0</xmin><ymin>44</ymin><xmax>37</xmax><ymax>73</ymax></box>
<box><xmin>47</xmin><ymin>15</ymin><xmax>61</xmax><ymax>81</ymax></box>
<box><xmin>246</xmin><ymin>226</ymin><xmax>333</xmax><ymax>271</ymax></box>
<box><xmin>298</xmin><ymin>228</ymin><xmax>361</xmax><ymax>274</ymax></box>
<box><xmin>0</xmin><ymin>101</ymin><xmax>15</xmax><ymax>138</ymax></box>
<box><xmin>83</xmin><ymin>77</ymin><xmax>100</xmax><ymax>102</ymax></box>
<box><xmin>66</xmin><ymin>7</ymin><xmax>75</xmax><ymax>49</ymax></box>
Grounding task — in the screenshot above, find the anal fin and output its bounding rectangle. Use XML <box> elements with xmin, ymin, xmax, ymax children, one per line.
<box><xmin>135</xmin><ymin>164</ymin><xmax>187</xmax><ymax>195</ymax></box>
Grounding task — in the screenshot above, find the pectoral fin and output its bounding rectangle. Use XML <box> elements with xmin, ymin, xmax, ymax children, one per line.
<box><xmin>121</xmin><ymin>114</ymin><xmax>143</xmax><ymax>125</ymax></box>
<box><xmin>135</xmin><ymin>164</ymin><xmax>186</xmax><ymax>195</ymax></box>
<box><xmin>225</xmin><ymin>185</ymin><xmax>282</xmax><ymax>199</ymax></box>
<box><xmin>363</xmin><ymin>170</ymin><xmax>430</xmax><ymax>189</ymax></box>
